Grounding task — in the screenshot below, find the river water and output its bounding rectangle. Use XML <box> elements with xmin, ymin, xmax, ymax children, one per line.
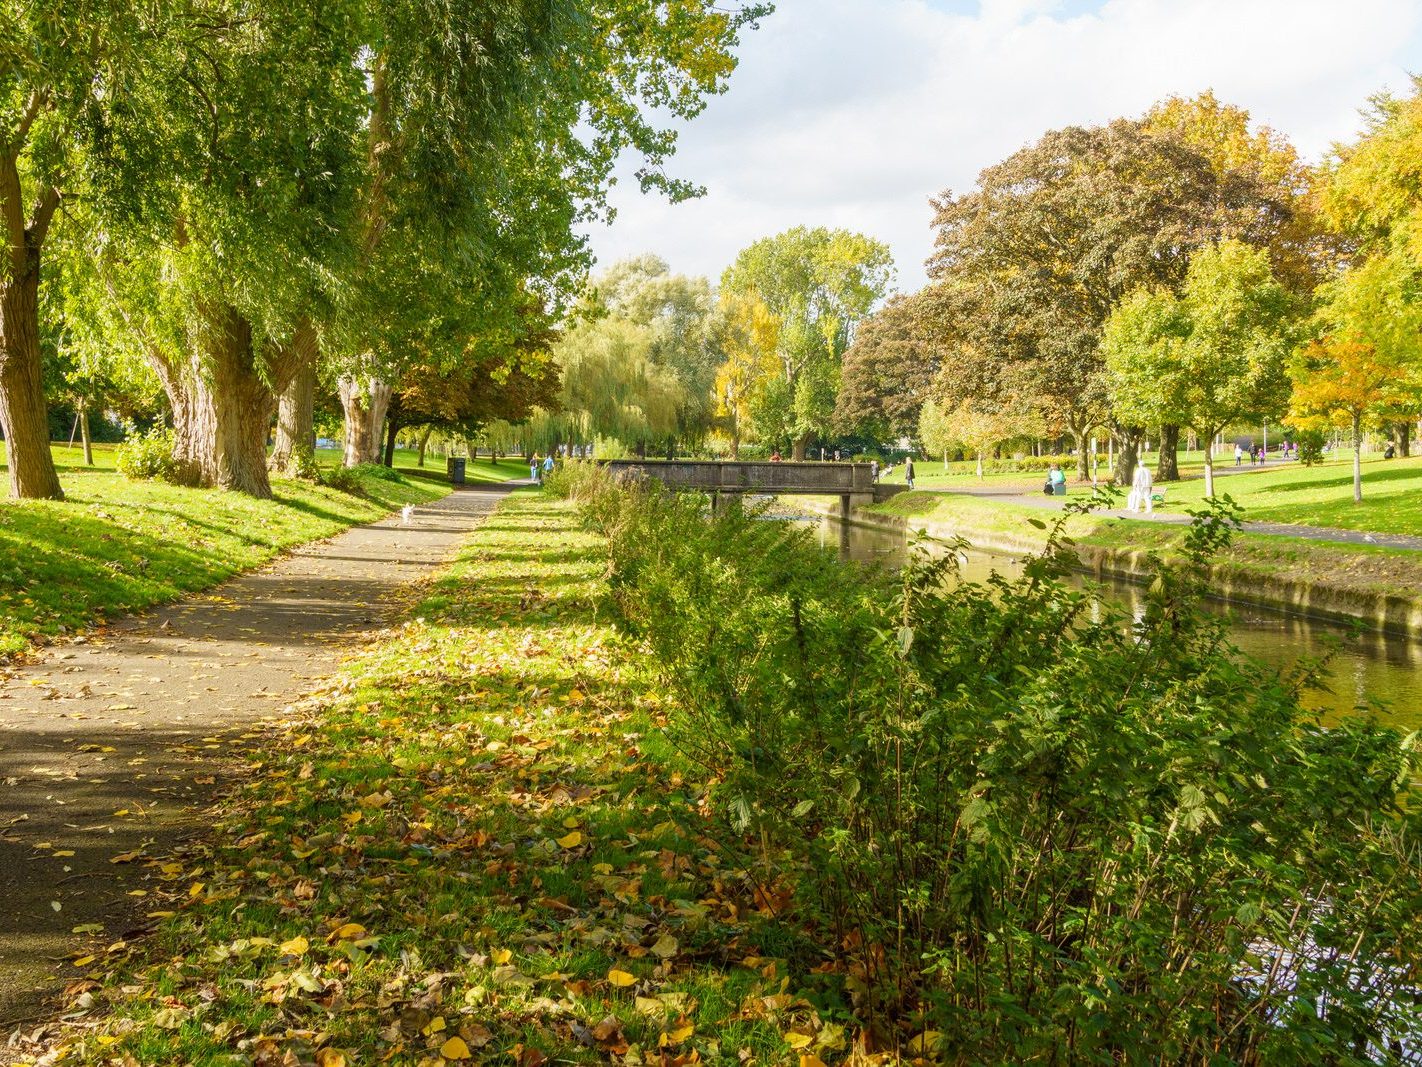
<box><xmin>803</xmin><ymin>513</ymin><xmax>1422</xmax><ymax>732</ymax></box>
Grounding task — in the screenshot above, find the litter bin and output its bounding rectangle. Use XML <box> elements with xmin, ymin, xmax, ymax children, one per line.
<box><xmin>449</xmin><ymin>457</ymin><xmax>466</xmax><ymax>485</ymax></box>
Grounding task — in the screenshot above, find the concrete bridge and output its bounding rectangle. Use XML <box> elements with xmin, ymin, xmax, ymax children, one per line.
<box><xmin>600</xmin><ymin>460</ymin><xmax>906</xmax><ymax>543</ymax></box>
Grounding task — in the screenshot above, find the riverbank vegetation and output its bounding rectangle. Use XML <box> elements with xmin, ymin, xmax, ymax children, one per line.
<box><xmin>557</xmin><ymin>467</ymin><xmax>1422</xmax><ymax>1061</ymax></box>
<box><xmin>0</xmin><ymin>460</ymin><xmax>446</xmax><ymax>658</ymax></box>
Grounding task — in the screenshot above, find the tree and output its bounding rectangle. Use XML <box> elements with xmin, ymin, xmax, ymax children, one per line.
<box><xmin>68</xmin><ymin>0</ymin><xmax>770</xmax><ymax>497</ymax></box>
<box><xmin>720</xmin><ymin>226</ymin><xmax>893</xmax><ymax>459</ymax></box>
<box><xmin>1102</xmin><ymin>288</ymin><xmax>1191</xmax><ymax>487</ymax></box>
<box><xmin>919</xmin><ymin>396</ymin><xmax>1022</xmax><ymax>478</ymax></box>
<box><xmin>1288</xmin><ymin>336</ymin><xmax>1415</xmax><ymax>503</ymax></box>
<box><xmin>835</xmin><ymin>290</ymin><xmax>945</xmax><ymax>440</ymax></box>
<box><xmin>928</xmin><ymin>114</ymin><xmax>1311</xmax><ymax>481</ymax></box>
<box><xmin>0</xmin><ymin>2</ymin><xmax>151</xmax><ymax>498</ymax></box>
<box><xmin>709</xmin><ymin>291</ymin><xmax>779</xmax><ymax>458</ymax></box>
<box><xmin>1194</xmin><ymin>242</ymin><xmax>1297</xmax><ymax>493</ymax></box>
<box><xmin>1315</xmin><ymin>77</ymin><xmax>1422</xmax><ymax>456</ymax></box>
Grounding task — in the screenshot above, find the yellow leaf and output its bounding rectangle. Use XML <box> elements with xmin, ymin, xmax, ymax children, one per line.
<box><xmin>422</xmin><ymin>1016</ymin><xmax>447</xmax><ymax>1036</ymax></box>
<box><xmin>908</xmin><ymin>1031</ymin><xmax>944</xmax><ymax>1055</ymax></box>
<box><xmin>607</xmin><ymin>968</ymin><xmax>637</xmax><ymax>987</ymax></box>
<box><xmin>667</xmin><ymin>1024</ymin><xmax>694</xmax><ymax>1043</ymax></box>
<box><xmin>784</xmin><ymin>1032</ymin><xmax>813</xmax><ymax>1050</ymax></box>
<box><xmin>561</xmin><ymin>816</ymin><xmax>580</xmax><ymax>829</ymax></box>
<box><xmin>331</xmin><ymin>922</ymin><xmax>367</xmax><ymax>941</ymax></box>
<box><xmin>188</xmin><ymin>882</ymin><xmax>204</xmax><ymax>899</ymax></box>
<box><xmin>650</xmin><ymin>933</ymin><xmax>678</xmax><ymax>958</ymax></box>
<box><xmin>800</xmin><ymin>1057</ymin><xmax>829</xmax><ymax>1067</ymax></box>
<box><xmin>490</xmin><ymin>947</ymin><xmax>513</xmax><ymax>965</ymax></box>
<box><xmin>567</xmin><ymin>689</ymin><xmax>585</xmax><ymax>704</ymax></box>
<box><xmin>52</xmin><ymin>849</ymin><xmax>75</xmax><ymax>857</ymax></box>
<box><xmin>72</xmin><ymin>955</ymin><xmax>96</xmax><ymax>967</ymax></box>
<box><xmin>440</xmin><ymin>1037</ymin><xmax>472</xmax><ymax>1060</ymax></box>
<box><xmin>315</xmin><ymin>1049</ymin><xmax>347</xmax><ymax>1067</ymax></box>
<box><xmin>279</xmin><ymin>936</ymin><xmax>309</xmax><ymax>956</ymax></box>
<box><xmin>556</xmin><ymin>830</ymin><xmax>582</xmax><ymax>848</ymax></box>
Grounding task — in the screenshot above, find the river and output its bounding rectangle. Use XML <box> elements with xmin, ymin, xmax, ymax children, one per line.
<box><xmin>805</xmin><ymin>512</ymin><xmax>1422</xmax><ymax>733</ymax></box>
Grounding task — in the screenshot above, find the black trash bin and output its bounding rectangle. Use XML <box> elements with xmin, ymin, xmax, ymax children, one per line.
<box><xmin>449</xmin><ymin>457</ymin><xmax>466</xmax><ymax>485</ymax></box>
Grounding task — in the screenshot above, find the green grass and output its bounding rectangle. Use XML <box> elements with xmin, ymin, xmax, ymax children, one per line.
<box><xmin>313</xmin><ymin>447</ymin><xmax>532</xmax><ymax>486</ymax></box>
<box><xmin>889</xmin><ymin>453</ymin><xmax>1422</xmax><ymax>538</ymax></box>
<box><xmin>36</xmin><ymin>493</ymin><xmax>828</xmax><ymax>1066</ymax></box>
<box><xmin>858</xmin><ymin>488</ymin><xmax>1422</xmax><ymax>604</ymax></box>
<box><xmin>0</xmin><ymin>450</ymin><xmax>449</xmax><ymax>657</ymax></box>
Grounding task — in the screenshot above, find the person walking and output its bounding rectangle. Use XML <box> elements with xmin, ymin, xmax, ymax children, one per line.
<box><xmin>905</xmin><ymin>456</ymin><xmax>916</xmax><ymax>490</ymax></box>
<box><xmin>530</xmin><ymin>453</ymin><xmax>541</xmax><ymax>482</ymax></box>
<box><xmin>1127</xmin><ymin>458</ymin><xmax>1154</xmax><ymax>514</ymax></box>
<box><xmin>542</xmin><ymin>453</ymin><xmax>555</xmax><ymax>480</ymax></box>
<box><xmin>1234</xmin><ymin>444</ymin><xmax>1244</xmax><ymax>466</ymax></box>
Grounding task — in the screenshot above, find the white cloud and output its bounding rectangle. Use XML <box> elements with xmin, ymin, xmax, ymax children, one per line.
<box><xmin>581</xmin><ymin>0</ymin><xmax>1422</xmax><ymax>290</ymax></box>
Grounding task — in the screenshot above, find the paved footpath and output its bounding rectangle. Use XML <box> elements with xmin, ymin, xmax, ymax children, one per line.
<box><xmin>0</xmin><ymin>482</ymin><xmax>517</xmax><ymax>1043</ymax></box>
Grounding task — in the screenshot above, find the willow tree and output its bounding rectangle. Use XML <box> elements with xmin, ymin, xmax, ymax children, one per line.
<box><xmin>720</xmin><ymin>226</ymin><xmax>893</xmax><ymax>460</ymax></box>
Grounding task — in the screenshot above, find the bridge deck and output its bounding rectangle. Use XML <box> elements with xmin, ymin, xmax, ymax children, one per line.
<box><xmin>600</xmin><ymin>459</ymin><xmax>903</xmax><ymax>501</ymax></box>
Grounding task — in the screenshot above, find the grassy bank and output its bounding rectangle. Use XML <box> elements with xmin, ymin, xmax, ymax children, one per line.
<box><xmin>864</xmin><ymin>489</ymin><xmax>1422</xmax><ymax>607</ymax></box>
<box><xmin>27</xmin><ymin>494</ymin><xmax>814</xmax><ymax>1066</ymax></box>
<box><xmin>883</xmin><ymin>454</ymin><xmax>1422</xmax><ymax>537</ymax></box>
<box><xmin>0</xmin><ymin>461</ymin><xmax>449</xmax><ymax>657</ymax></box>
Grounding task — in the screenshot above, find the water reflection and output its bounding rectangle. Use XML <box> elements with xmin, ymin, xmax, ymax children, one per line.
<box><xmin>811</xmin><ymin>514</ymin><xmax>1422</xmax><ymax>731</ymax></box>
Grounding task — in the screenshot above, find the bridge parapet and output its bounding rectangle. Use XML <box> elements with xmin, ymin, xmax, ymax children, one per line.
<box><xmin>601</xmin><ymin>459</ymin><xmax>877</xmax><ymax>495</ymax></box>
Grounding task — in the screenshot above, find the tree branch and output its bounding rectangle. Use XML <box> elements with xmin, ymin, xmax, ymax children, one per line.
<box><xmin>29</xmin><ymin>185</ymin><xmax>61</xmax><ymax>248</ymax></box>
<box><xmin>11</xmin><ymin>90</ymin><xmax>48</xmax><ymax>153</ymax></box>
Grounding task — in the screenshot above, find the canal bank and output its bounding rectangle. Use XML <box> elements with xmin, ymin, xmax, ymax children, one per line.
<box><xmin>789</xmin><ymin>494</ymin><xmax>1422</xmax><ymax>641</ymax></box>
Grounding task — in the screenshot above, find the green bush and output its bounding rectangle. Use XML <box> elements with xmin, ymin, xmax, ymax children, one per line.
<box><xmin>570</xmin><ymin>478</ymin><xmax>1422</xmax><ymax>1062</ymax></box>
<box><xmin>348</xmin><ymin>461</ymin><xmax>403</xmax><ymax>483</ymax></box>
<box><xmin>1295</xmin><ymin>428</ymin><xmax>1328</xmax><ymax>466</ymax></box>
<box><xmin>318</xmin><ymin>465</ymin><xmax>367</xmax><ymax>496</ymax></box>
<box><xmin>115</xmin><ymin>426</ymin><xmax>189</xmax><ymax>484</ymax></box>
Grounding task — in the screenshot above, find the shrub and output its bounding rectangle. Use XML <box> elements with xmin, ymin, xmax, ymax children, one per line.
<box><xmin>115</xmin><ymin>426</ymin><xmax>187</xmax><ymax>483</ymax></box>
<box><xmin>348</xmin><ymin>462</ymin><xmax>403</xmax><ymax>483</ymax></box>
<box><xmin>571</xmin><ymin>480</ymin><xmax>1422</xmax><ymax>1062</ymax></box>
<box><xmin>318</xmin><ymin>465</ymin><xmax>366</xmax><ymax>496</ymax></box>
<box><xmin>1295</xmin><ymin>428</ymin><xmax>1327</xmax><ymax>466</ymax></box>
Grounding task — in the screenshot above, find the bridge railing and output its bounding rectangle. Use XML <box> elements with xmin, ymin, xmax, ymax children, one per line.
<box><xmin>600</xmin><ymin>459</ymin><xmax>875</xmax><ymax>495</ymax></box>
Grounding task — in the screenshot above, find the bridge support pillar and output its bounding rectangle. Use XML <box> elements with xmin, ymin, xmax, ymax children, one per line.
<box><xmin>839</xmin><ymin>494</ymin><xmax>852</xmax><ymax>558</ymax></box>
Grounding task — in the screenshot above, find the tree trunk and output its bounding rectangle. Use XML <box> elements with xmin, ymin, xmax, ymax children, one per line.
<box><xmin>417</xmin><ymin>426</ymin><xmax>432</xmax><ymax>467</ymax></box>
<box><xmin>383</xmin><ymin>416</ymin><xmax>398</xmax><ymax>468</ymax></box>
<box><xmin>791</xmin><ymin>431</ymin><xmax>812</xmax><ymax>462</ymax></box>
<box><xmin>79</xmin><ymin>401</ymin><xmax>93</xmax><ymax>466</ymax></box>
<box><xmin>1201</xmin><ymin>426</ymin><xmax>1220</xmax><ymax>499</ymax></box>
<box><xmin>1391</xmin><ymin>421</ymin><xmax>1411</xmax><ymax>459</ymax></box>
<box><xmin>1156</xmin><ymin>424</ymin><xmax>1180</xmax><ymax>482</ymax></box>
<box><xmin>0</xmin><ymin>243</ymin><xmax>63</xmax><ymax>499</ymax></box>
<box><xmin>1113</xmin><ymin>427</ymin><xmax>1142</xmax><ymax>488</ymax></box>
<box><xmin>975</xmin><ymin>450</ymin><xmax>983</xmax><ymax>478</ymax></box>
<box><xmin>270</xmin><ymin>356</ymin><xmax>316</xmax><ymax>475</ymax></box>
<box><xmin>1353</xmin><ymin>415</ymin><xmax>1363</xmax><ymax>504</ymax></box>
<box><xmin>338</xmin><ymin>375</ymin><xmax>392</xmax><ymax>466</ymax></box>
<box><xmin>162</xmin><ymin>307</ymin><xmax>276</xmax><ymax>498</ymax></box>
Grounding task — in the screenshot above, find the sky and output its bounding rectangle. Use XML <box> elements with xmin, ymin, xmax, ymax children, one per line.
<box><xmin>579</xmin><ymin>0</ymin><xmax>1422</xmax><ymax>293</ymax></box>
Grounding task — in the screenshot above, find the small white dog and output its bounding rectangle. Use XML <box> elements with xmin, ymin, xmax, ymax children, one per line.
<box><xmin>401</xmin><ymin>504</ymin><xmax>415</xmax><ymax>525</ymax></box>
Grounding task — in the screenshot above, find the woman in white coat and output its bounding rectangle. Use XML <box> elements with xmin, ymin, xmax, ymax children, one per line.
<box><xmin>1127</xmin><ymin>459</ymin><xmax>1154</xmax><ymax>514</ymax></box>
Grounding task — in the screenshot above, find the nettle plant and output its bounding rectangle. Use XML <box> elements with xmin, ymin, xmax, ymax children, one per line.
<box><xmin>560</xmin><ymin>468</ymin><xmax>1422</xmax><ymax>1064</ymax></box>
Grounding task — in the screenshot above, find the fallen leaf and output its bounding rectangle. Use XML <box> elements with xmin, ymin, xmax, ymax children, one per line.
<box><xmin>556</xmin><ymin>830</ymin><xmax>582</xmax><ymax>848</ymax></box>
<box><xmin>440</xmin><ymin>1037</ymin><xmax>471</xmax><ymax>1060</ymax></box>
<box><xmin>279</xmin><ymin>935</ymin><xmax>309</xmax><ymax>956</ymax></box>
<box><xmin>607</xmin><ymin>968</ymin><xmax>636</xmax><ymax>987</ymax></box>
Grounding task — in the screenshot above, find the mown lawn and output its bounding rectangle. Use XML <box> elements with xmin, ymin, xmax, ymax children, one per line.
<box><xmin>865</xmin><ymin>488</ymin><xmax>1422</xmax><ymax>603</ymax></box>
<box><xmin>32</xmin><ymin>493</ymin><xmax>831</xmax><ymax>1066</ymax></box>
<box><xmin>0</xmin><ymin>456</ymin><xmax>449</xmax><ymax>657</ymax></box>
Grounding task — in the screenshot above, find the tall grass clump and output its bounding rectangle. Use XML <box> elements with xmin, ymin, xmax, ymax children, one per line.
<box><xmin>556</xmin><ymin>466</ymin><xmax>1422</xmax><ymax>1064</ymax></box>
